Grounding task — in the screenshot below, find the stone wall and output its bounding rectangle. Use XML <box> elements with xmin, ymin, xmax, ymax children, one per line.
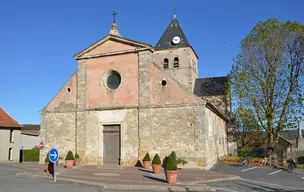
<box><xmin>138</xmin><ymin>105</ymin><xmax>207</xmax><ymax>167</ymax></box>
<box><xmin>202</xmin><ymin>95</ymin><xmax>237</xmax><ymax>156</ymax></box>
<box><xmin>44</xmin><ymin>72</ymin><xmax>77</xmax><ymax>111</ymax></box>
<box><xmin>39</xmin><ymin>112</ymin><xmax>76</xmax><ymax>164</ymax></box>
<box><xmin>202</xmin><ymin>95</ymin><xmax>230</xmax><ymax>115</ymax></box>
<box><xmin>204</xmin><ymin>106</ymin><xmax>227</xmax><ymax>169</ymax></box>
<box><xmin>83</xmin><ymin>109</ymin><xmax>139</xmax><ymax>165</ymax></box>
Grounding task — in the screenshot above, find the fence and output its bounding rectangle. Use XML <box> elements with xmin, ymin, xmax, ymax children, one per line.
<box><xmin>287</xmin><ymin>148</ymin><xmax>304</xmax><ymax>159</ymax></box>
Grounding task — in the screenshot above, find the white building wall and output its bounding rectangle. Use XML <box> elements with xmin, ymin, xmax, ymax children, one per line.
<box><xmin>0</xmin><ymin>129</ymin><xmax>21</xmax><ymax>162</ymax></box>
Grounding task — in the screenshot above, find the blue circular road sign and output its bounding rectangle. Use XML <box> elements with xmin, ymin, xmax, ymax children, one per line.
<box><xmin>49</xmin><ymin>148</ymin><xmax>59</xmax><ymax>163</ymax></box>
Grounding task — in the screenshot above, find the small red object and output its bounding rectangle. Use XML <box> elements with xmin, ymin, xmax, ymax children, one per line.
<box><xmin>39</xmin><ymin>142</ymin><xmax>44</xmax><ymax>149</ymax></box>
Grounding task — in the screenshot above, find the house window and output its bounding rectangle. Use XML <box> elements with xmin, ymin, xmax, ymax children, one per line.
<box><xmin>163</xmin><ymin>58</ymin><xmax>169</xmax><ymax>69</ymax></box>
<box><xmin>9</xmin><ymin>130</ymin><xmax>14</xmax><ymax>143</ymax></box>
<box><xmin>173</xmin><ymin>57</ymin><xmax>179</xmax><ymax>68</ymax></box>
<box><xmin>8</xmin><ymin>148</ymin><xmax>13</xmax><ymax>161</ymax></box>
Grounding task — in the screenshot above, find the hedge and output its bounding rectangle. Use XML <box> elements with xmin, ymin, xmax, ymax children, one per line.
<box><xmin>297</xmin><ymin>156</ymin><xmax>304</xmax><ymax>164</ymax></box>
<box><xmin>24</xmin><ymin>149</ymin><xmax>39</xmax><ymax>162</ymax></box>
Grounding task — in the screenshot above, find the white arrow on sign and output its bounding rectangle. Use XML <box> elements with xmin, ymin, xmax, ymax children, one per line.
<box><xmin>50</xmin><ymin>151</ymin><xmax>57</xmax><ymax>159</ymax></box>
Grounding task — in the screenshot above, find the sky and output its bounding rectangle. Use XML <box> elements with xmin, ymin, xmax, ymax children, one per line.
<box><xmin>0</xmin><ymin>0</ymin><xmax>303</xmax><ymax>125</ymax></box>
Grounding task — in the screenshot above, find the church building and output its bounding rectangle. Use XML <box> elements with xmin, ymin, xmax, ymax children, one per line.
<box><xmin>39</xmin><ymin>12</ymin><xmax>236</xmax><ymax>169</ymax></box>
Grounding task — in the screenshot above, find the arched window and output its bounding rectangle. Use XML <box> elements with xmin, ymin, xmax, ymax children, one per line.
<box><xmin>173</xmin><ymin>57</ymin><xmax>179</xmax><ymax>68</ymax></box>
<box><xmin>163</xmin><ymin>58</ymin><xmax>169</xmax><ymax>69</ymax></box>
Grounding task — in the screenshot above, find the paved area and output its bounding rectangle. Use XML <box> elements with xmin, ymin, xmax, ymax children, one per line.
<box><xmin>9</xmin><ymin>163</ymin><xmax>239</xmax><ymax>191</ymax></box>
<box><xmin>0</xmin><ymin>163</ymin><xmax>146</xmax><ymax>192</ymax></box>
<box><xmin>209</xmin><ymin>163</ymin><xmax>304</xmax><ymax>192</ymax></box>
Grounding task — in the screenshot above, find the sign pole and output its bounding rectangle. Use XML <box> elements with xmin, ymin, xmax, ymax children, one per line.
<box><xmin>49</xmin><ymin>148</ymin><xmax>59</xmax><ymax>183</ymax></box>
<box><xmin>22</xmin><ymin>146</ymin><xmax>24</xmax><ymax>163</ymax></box>
<box><xmin>53</xmin><ymin>162</ymin><xmax>56</xmax><ymax>182</ymax></box>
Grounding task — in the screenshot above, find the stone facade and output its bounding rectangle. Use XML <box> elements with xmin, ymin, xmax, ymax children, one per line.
<box><xmin>154</xmin><ymin>47</ymin><xmax>198</xmax><ymax>92</ymax></box>
<box><xmin>40</xmin><ymin>19</ymin><xmax>235</xmax><ymax>168</ymax></box>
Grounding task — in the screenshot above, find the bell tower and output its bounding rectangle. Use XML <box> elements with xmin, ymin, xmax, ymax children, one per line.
<box><xmin>153</xmin><ymin>12</ymin><xmax>198</xmax><ymax>92</ymax></box>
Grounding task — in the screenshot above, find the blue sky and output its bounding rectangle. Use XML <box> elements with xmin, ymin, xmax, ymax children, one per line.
<box><xmin>0</xmin><ymin>0</ymin><xmax>303</xmax><ymax>124</ymax></box>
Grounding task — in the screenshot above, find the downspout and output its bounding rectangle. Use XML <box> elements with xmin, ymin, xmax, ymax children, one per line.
<box><xmin>137</xmin><ymin>52</ymin><xmax>141</xmax><ymax>160</ymax></box>
<box><xmin>75</xmin><ymin>71</ymin><xmax>78</xmax><ymax>154</ymax></box>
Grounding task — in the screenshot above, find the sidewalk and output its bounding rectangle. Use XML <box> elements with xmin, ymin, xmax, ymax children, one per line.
<box><xmin>11</xmin><ymin>163</ymin><xmax>240</xmax><ymax>191</ymax></box>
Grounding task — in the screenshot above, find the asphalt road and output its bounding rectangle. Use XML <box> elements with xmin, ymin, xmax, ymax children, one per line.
<box><xmin>0</xmin><ymin>164</ymin><xmax>154</xmax><ymax>192</ymax></box>
<box><xmin>210</xmin><ymin>163</ymin><xmax>304</xmax><ymax>192</ymax></box>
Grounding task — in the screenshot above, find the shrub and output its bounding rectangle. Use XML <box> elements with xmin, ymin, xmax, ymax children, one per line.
<box><xmin>170</xmin><ymin>151</ymin><xmax>177</xmax><ymax>161</ymax></box>
<box><xmin>75</xmin><ymin>153</ymin><xmax>80</xmax><ymax>159</ymax></box>
<box><xmin>169</xmin><ymin>151</ymin><xmax>187</xmax><ymax>165</ymax></box>
<box><xmin>152</xmin><ymin>154</ymin><xmax>161</xmax><ymax>165</ymax></box>
<box><xmin>143</xmin><ymin>152</ymin><xmax>151</xmax><ymax>161</ymax></box>
<box><xmin>165</xmin><ymin>156</ymin><xmax>177</xmax><ymax>170</ymax></box>
<box><xmin>45</xmin><ymin>151</ymin><xmax>50</xmax><ymax>163</ymax></box>
<box><xmin>297</xmin><ymin>156</ymin><xmax>304</xmax><ymax>164</ymax></box>
<box><xmin>23</xmin><ymin>149</ymin><xmax>39</xmax><ymax>162</ymax></box>
<box><xmin>32</xmin><ymin>145</ymin><xmax>40</xmax><ymax>150</ymax></box>
<box><xmin>225</xmin><ymin>156</ymin><xmax>241</xmax><ymax>162</ymax></box>
<box><xmin>65</xmin><ymin>151</ymin><xmax>74</xmax><ymax>160</ymax></box>
<box><xmin>252</xmin><ymin>157</ymin><xmax>263</xmax><ymax>163</ymax></box>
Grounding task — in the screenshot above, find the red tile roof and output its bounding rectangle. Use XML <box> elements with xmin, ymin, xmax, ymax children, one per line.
<box><xmin>0</xmin><ymin>107</ymin><xmax>22</xmax><ymax>128</ymax></box>
<box><xmin>21</xmin><ymin>130</ymin><xmax>40</xmax><ymax>136</ymax></box>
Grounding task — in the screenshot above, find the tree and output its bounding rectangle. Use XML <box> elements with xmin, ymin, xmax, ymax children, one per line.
<box><xmin>235</xmin><ymin>107</ymin><xmax>262</xmax><ymax>150</ymax></box>
<box><xmin>229</xmin><ymin>19</ymin><xmax>304</xmax><ymax>157</ymax></box>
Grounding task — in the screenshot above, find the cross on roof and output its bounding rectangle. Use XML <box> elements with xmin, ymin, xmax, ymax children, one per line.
<box><xmin>111</xmin><ymin>11</ymin><xmax>118</xmax><ymax>23</ymax></box>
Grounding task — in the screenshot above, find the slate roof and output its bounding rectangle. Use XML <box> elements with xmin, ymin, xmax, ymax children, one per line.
<box><xmin>193</xmin><ymin>76</ymin><xmax>228</xmax><ymax>97</ymax></box>
<box><xmin>154</xmin><ymin>17</ymin><xmax>191</xmax><ymax>50</ymax></box>
<box><xmin>0</xmin><ymin>107</ymin><xmax>22</xmax><ymax>128</ymax></box>
<box><xmin>279</xmin><ymin>129</ymin><xmax>304</xmax><ymax>140</ymax></box>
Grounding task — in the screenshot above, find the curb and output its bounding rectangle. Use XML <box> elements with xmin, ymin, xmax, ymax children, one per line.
<box><xmin>17</xmin><ymin>172</ymin><xmax>216</xmax><ymax>192</ymax></box>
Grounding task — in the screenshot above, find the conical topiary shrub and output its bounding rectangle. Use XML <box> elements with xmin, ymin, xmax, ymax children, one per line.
<box><xmin>143</xmin><ymin>152</ymin><xmax>151</xmax><ymax>169</ymax></box>
<box><xmin>65</xmin><ymin>150</ymin><xmax>74</xmax><ymax>169</ymax></box>
<box><xmin>169</xmin><ymin>151</ymin><xmax>187</xmax><ymax>166</ymax></box>
<box><xmin>152</xmin><ymin>154</ymin><xmax>162</xmax><ymax>174</ymax></box>
<box><xmin>74</xmin><ymin>153</ymin><xmax>81</xmax><ymax>166</ymax></box>
<box><xmin>164</xmin><ymin>156</ymin><xmax>178</xmax><ymax>184</ymax></box>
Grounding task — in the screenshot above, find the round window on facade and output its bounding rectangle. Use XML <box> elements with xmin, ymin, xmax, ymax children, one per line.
<box><xmin>106</xmin><ymin>70</ymin><xmax>121</xmax><ymax>90</ymax></box>
<box><xmin>161</xmin><ymin>78</ymin><xmax>167</xmax><ymax>86</ymax></box>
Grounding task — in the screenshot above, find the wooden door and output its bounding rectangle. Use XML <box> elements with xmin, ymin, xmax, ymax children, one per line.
<box><xmin>103</xmin><ymin>125</ymin><xmax>120</xmax><ymax>165</ymax></box>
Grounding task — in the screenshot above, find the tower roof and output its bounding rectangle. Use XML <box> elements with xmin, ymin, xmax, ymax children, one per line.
<box><xmin>154</xmin><ymin>17</ymin><xmax>191</xmax><ymax>50</ymax></box>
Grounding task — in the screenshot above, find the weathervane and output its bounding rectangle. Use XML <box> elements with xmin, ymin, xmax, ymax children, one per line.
<box><xmin>174</xmin><ymin>4</ymin><xmax>177</xmax><ymax>19</ymax></box>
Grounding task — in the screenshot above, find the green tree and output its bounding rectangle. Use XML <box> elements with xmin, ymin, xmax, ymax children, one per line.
<box><xmin>229</xmin><ymin>19</ymin><xmax>304</xmax><ymax>157</ymax></box>
<box><xmin>235</xmin><ymin>107</ymin><xmax>262</xmax><ymax>150</ymax></box>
